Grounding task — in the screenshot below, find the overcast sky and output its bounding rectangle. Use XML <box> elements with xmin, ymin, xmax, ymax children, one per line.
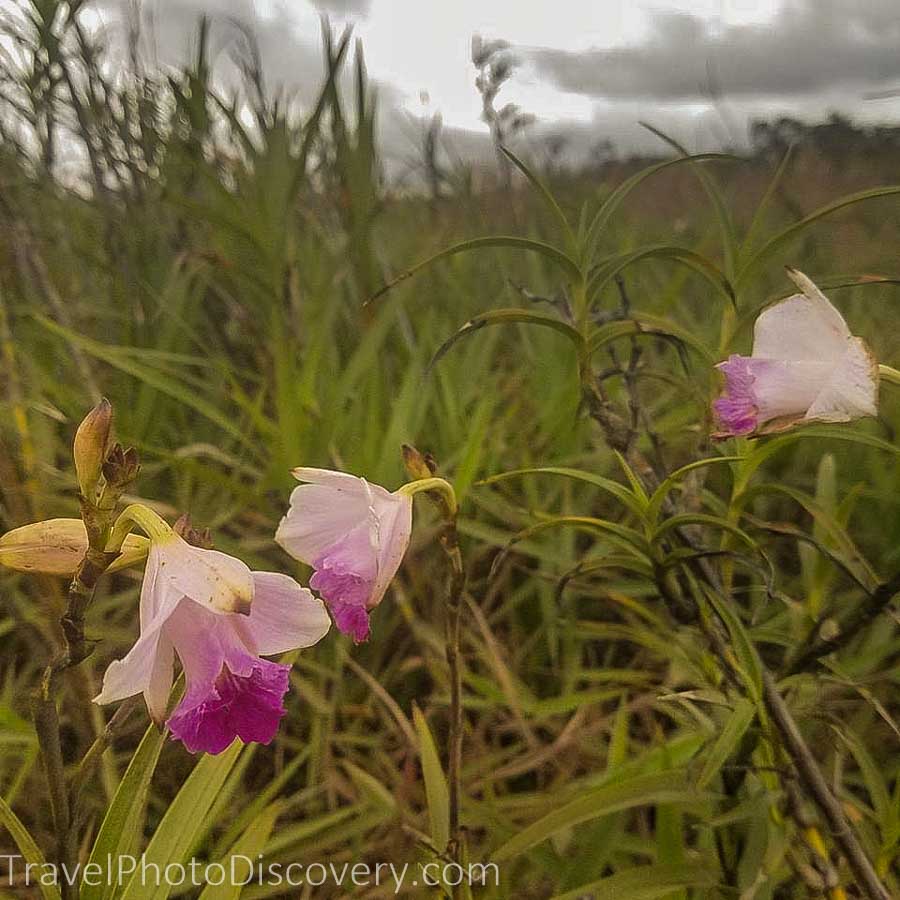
<box><xmin>80</xmin><ymin>0</ymin><xmax>900</xmax><ymax>167</ymax></box>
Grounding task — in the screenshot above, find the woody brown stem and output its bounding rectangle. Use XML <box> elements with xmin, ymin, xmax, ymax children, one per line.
<box><xmin>579</xmin><ymin>355</ymin><xmax>890</xmax><ymax>900</ymax></box>
<box><xmin>33</xmin><ymin>547</ymin><xmax>118</xmax><ymax>900</ymax></box>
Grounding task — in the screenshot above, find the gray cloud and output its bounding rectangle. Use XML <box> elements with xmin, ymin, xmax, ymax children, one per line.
<box><xmin>307</xmin><ymin>0</ymin><xmax>371</xmax><ymax>16</ymax></box>
<box><xmin>526</xmin><ymin>0</ymin><xmax>900</xmax><ymax>102</ymax></box>
<box><xmin>92</xmin><ymin>0</ymin><xmax>328</xmax><ymax>105</ymax></box>
<box><xmin>76</xmin><ymin>0</ymin><xmax>900</xmax><ymax>175</ymax></box>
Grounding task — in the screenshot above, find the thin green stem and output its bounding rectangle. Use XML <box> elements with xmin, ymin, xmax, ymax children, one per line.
<box><xmin>401</xmin><ymin>455</ymin><xmax>467</xmax><ymax>896</ymax></box>
<box><xmin>878</xmin><ymin>363</ymin><xmax>900</xmax><ymax>386</ymax></box>
<box><xmin>397</xmin><ymin>477</ymin><xmax>458</xmax><ymax>516</ymax></box>
<box><xmin>108</xmin><ymin>502</ymin><xmax>174</xmax><ymax>548</ymax></box>
<box><xmin>440</xmin><ymin>517</ymin><xmax>466</xmax><ymax>900</ymax></box>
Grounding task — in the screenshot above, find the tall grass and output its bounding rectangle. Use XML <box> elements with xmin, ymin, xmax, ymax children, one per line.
<box><xmin>2</xmin><ymin>2</ymin><xmax>900</xmax><ymax>897</ymax></box>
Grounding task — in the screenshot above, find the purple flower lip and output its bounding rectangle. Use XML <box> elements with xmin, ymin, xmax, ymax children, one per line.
<box><xmin>714</xmin><ymin>355</ymin><xmax>759</xmax><ymax>436</ymax></box>
<box><xmin>168</xmin><ymin>660</ymin><xmax>290</xmax><ymax>755</ymax></box>
<box><xmin>310</xmin><ymin>541</ymin><xmax>375</xmax><ymax>643</ymax></box>
<box><xmin>324</xmin><ymin>598</ymin><xmax>371</xmax><ymax>643</ymax></box>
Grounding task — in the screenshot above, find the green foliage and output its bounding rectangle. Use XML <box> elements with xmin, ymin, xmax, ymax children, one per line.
<box><xmin>2</xmin><ymin>8</ymin><xmax>900</xmax><ymax>899</ymax></box>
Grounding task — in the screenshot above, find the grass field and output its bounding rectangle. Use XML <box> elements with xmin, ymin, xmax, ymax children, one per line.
<box><xmin>2</xmin><ymin>9</ymin><xmax>900</xmax><ymax>899</ymax></box>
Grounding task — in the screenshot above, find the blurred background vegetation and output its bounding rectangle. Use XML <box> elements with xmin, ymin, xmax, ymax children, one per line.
<box><xmin>3</xmin><ymin>1</ymin><xmax>900</xmax><ymax>897</ymax></box>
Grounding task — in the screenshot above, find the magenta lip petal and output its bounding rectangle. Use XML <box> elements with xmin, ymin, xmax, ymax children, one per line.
<box><xmin>310</xmin><ymin>537</ymin><xmax>376</xmax><ymax>641</ymax></box>
<box><xmin>167</xmin><ymin>660</ymin><xmax>290</xmax><ymax>755</ymax></box>
<box><xmin>714</xmin><ymin>355</ymin><xmax>759</xmax><ymax>436</ymax></box>
<box><xmin>327</xmin><ymin>600</ymin><xmax>371</xmax><ymax>643</ymax></box>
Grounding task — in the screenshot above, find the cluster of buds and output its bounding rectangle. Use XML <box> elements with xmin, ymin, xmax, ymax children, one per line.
<box><xmin>1</xmin><ymin>400</ymin><xmax>144</xmax><ymax>578</ymax></box>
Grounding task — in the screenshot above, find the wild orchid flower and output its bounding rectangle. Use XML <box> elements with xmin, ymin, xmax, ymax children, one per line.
<box><xmin>275</xmin><ymin>468</ymin><xmax>413</xmax><ymax>643</ymax></box>
<box><xmin>95</xmin><ymin>509</ymin><xmax>330</xmax><ymax>754</ymax></box>
<box><xmin>714</xmin><ymin>269</ymin><xmax>878</xmax><ymax>437</ymax></box>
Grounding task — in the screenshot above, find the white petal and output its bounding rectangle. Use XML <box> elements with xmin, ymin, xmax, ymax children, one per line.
<box><xmin>752</xmin><ymin>277</ymin><xmax>851</xmax><ymax>362</ymax></box>
<box><xmin>94</xmin><ymin>627</ymin><xmax>165</xmax><ymax>705</ymax></box>
<box><xmin>290</xmin><ymin>467</ymin><xmax>397</xmax><ymax>505</ymax></box>
<box><xmin>805</xmin><ymin>337</ymin><xmax>879</xmax><ymax>422</ymax></box>
<box><xmin>139</xmin><ymin>544</ymin><xmax>167</xmax><ymax>628</ymax></box>
<box><xmin>276</xmin><ymin>474</ymin><xmax>377</xmax><ymax>565</ymax></box>
<box><xmin>291</xmin><ymin>467</ymin><xmax>368</xmax><ymax>489</ymax></box>
<box><xmin>749</xmin><ymin>359</ymin><xmax>833</xmax><ymax>423</ymax></box>
<box><xmin>144</xmin><ymin>635</ymin><xmax>174</xmax><ymax>724</ymax></box>
<box><xmin>95</xmin><ymin>547</ymin><xmax>182</xmax><ymax>707</ymax></box>
<box><xmin>157</xmin><ymin>536</ymin><xmax>254</xmax><ymax>615</ymax></box>
<box><xmin>238</xmin><ymin>572</ymin><xmax>331</xmax><ymax>655</ymax></box>
<box><xmin>370</xmin><ymin>491</ymin><xmax>413</xmax><ymax>607</ymax></box>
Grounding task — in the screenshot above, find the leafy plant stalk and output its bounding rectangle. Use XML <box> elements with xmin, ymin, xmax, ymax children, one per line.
<box><xmin>578</xmin><ymin>343</ymin><xmax>890</xmax><ymax>899</ymax></box>
<box><xmin>32</xmin><ymin>411</ymin><xmax>139</xmax><ymax>900</ymax></box>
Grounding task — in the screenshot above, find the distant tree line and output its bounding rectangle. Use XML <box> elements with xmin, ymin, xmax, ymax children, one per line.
<box><xmin>750</xmin><ymin>113</ymin><xmax>900</xmax><ymax>161</ymax></box>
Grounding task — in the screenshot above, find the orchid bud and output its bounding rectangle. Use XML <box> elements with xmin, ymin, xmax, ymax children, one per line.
<box><xmin>402</xmin><ymin>443</ymin><xmax>435</xmax><ymax>481</ymax></box>
<box><xmin>173</xmin><ymin>513</ymin><xmax>214</xmax><ymax>549</ymax></box>
<box><xmin>0</xmin><ymin>518</ymin><xmax>148</xmax><ymax>575</ymax></box>
<box><xmin>102</xmin><ymin>443</ymin><xmax>141</xmax><ymax>491</ymax></box>
<box><xmin>73</xmin><ymin>399</ymin><xmax>112</xmax><ymax>501</ymax></box>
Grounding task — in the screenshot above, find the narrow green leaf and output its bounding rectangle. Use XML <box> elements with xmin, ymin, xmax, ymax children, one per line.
<box><xmin>640</xmin><ymin>121</ymin><xmax>739</xmax><ymax>280</ymax></box>
<box><xmin>585</xmin><ymin>153</ymin><xmax>736</xmax><ymax>250</ymax></box>
<box><xmin>653</xmin><ymin>513</ymin><xmax>756</xmax><ymax>551</ymax></box>
<box><xmin>696</xmin><ymin>699</ymin><xmax>757</xmax><ymax>789</ymax></box>
<box><xmin>412</xmin><ymin>704</ymin><xmax>450</xmax><ymax>852</ymax></box>
<box><xmin>585</xmin><ymin>313</ymin><xmax>716</xmax><ymax>365</ymax></box>
<box><xmin>613</xmin><ymin>451</ymin><xmax>651</xmax><ymax>507</ymax></box>
<box><xmin>740</xmin><ymin>483</ymin><xmax>879</xmax><ymax>589</ymax></box>
<box><xmin>492</xmin><ymin>770</ymin><xmax>706</xmax><ymax>861</ymax></box>
<box><xmin>733</xmin><ymin>275</ymin><xmax>900</xmax><ymax>336</ymax></box>
<box><xmin>368</xmin><ymin>236</ymin><xmax>583</xmax><ymax>305</ymax></box>
<box><xmin>607</xmin><ymin>697</ymin><xmax>631</xmax><ymax>772</ymax></box>
<box><xmin>429</xmin><ymin>309</ymin><xmax>584</xmax><ymax>372</ymax></box>
<box><xmin>197</xmin><ymin>804</ymin><xmax>281</xmax><ymax>900</ymax></box>
<box><xmin>835</xmin><ymin>727</ymin><xmax>893</xmax><ymax>837</ymax></box>
<box><xmin>551</xmin><ymin>863</ymin><xmax>719</xmax><ymax>900</ymax></box>
<box><xmin>119</xmin><ymin>742</ymin><xmax>243</xmax><ymax>900</ymax></box>
<box><xmin>0</xmin><ymin>794</ymin><xmax>61</xmax><ymax>900</ymax></box>
<box><xmin>33</xmin><ymin>316</ymin><xmax>253</xmax><ymax>451</ymax></box>
<box><xmin>82</xmin><ymin>723</ymin><xmax>166</xmax><ymax>900</ymax></box>
<box><xmin>737</xmin><ymin>185</ymin><xmax>900</xmax><ymax>289</ymax></box>
<box><xmin>478</xmin><ymin>466</ymin><xmax>646</xmax><ymax>518</ymax></box>
<box><xmin>647</xmin><ymin>456</ymin><xmax>741</xmax><ymax>524</ymax></box>
<box><xmin>740</xmin><ymin>144</ymin><xmax>795</xmax><ymax>266</ymax></box>
<box><xmin>588</xmin><ymin>245</ymin><xmax>734</xmax><ymax>307</ymax></box>
<box><xmin>703</xmin><ymin>589</ymin><xmax>763</xmax><ymax>702</ymax></box>
<box><xmin>735</xmin><ymin>425</ymin><xmax>900</xmax><ymax>495</ymax></box>
<box><xmin>500</xmin><ymin>145</ymin><xmax>576</xmax><ymax>249</ymax></box>
<box><xmin>492</xmin><ymin>517</ymin><xmax>651</xmax><ymax>579</ymax></box>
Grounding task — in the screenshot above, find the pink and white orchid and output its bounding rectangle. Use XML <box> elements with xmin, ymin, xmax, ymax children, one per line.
<box><xmin>714</xmin><ymin>269</ymin><xmax>878</xmax><ymax>437</ymax></box>
<box><xmin>275</xmin><ymin>468</ymin><xmax>413</xmax><ymax>643</ymax></box>
<box><xmin>95</xmin><ymin>528</ymin><xmax>330</xmax><ymax>754</ymax></box>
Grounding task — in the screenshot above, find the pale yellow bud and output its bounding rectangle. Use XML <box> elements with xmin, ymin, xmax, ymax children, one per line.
<box><xmin>0</xmin><ymin>518</ymin><xmax>148</xmax><ymax>576</ymax></box>
<box><xmin>73</xmin><ymin>399</ymin><xmax>113</xmax><ymax>500</ymax></box>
